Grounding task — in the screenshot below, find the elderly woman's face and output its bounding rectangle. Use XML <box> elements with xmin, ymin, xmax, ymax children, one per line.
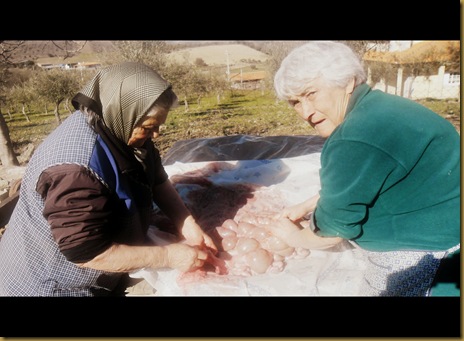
<box><xmin>288</xmin><ymin>77</ymin><xmax>354</xmax><ymax>138</ymax></box>
<box><xmin>128</xmin><ymin>108</ymin><xmax>168</xmax><ymax>148</ymax></box>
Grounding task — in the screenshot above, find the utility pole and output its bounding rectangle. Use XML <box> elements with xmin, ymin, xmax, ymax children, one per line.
<box><xmin>225</xmin><ymin>49</ymin><xmax>230</xmax><ymax>81</ymax></box>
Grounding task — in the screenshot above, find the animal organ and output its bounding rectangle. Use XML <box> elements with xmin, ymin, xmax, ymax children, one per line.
<box><xmin>209</xmin><ymin>218</ymin><xmax>310</xmax><ymax>276</ymax></box>
<box><xmin>164</xmin><ymin>162</ymin><xmax>312</xmax><ymax>277</ymax></box>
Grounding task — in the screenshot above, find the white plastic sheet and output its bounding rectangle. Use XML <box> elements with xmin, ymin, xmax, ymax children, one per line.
<box><xmin>132</xmin><ymin>153</ymin><xmax>368</xmax><ymax>296</ymax></box>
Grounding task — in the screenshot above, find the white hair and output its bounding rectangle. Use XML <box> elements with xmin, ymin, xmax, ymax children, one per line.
<box><xmin>274</xmin><ymin>41</ymin><xmax>367</xmax><ymax>100</ymax></box>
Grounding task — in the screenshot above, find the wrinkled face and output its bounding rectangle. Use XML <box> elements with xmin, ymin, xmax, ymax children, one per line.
<box><xmin>128</xmin><ymin>107</ymin><xmax>168</xmax><ymax>148</ymax></box>
<box><xmin>288</xmin><ymin>77</ymin><xmax>354</xmax><ymax>138</ymax></box>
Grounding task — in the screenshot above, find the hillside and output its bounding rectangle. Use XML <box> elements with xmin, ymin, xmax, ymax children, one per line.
<box><xmin>8</xmin><ymin>40</ymin><xmax>117</xmax><ymax>63</ymax></box>
<box><xmin>6</xmin><ymin>41</ymin><xmax>271</xmax><ymax>72</ymax></box>
<box><xmin>166</xmin><ymin>43</ymin><xmax>271</xmax><ymax>68</ymax></box>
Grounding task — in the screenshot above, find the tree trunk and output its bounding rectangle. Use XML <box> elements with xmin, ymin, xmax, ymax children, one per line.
<box><xmin>65</xmin><ymin>98</ymin><xmax>73</xmax><ymax>114</ymax></box>
<box><xmin>21</xmin><ymin>104</ymin><xmax>30</xmax><ymax>122</ymax></box>
<box><xmin>0</xmin><ymin>109</ymin><xmax>19</xmax><ymax>166</ymax></box>
<box><xmin>54</xmin><ymin>101</ymin><xmax>62</xmax><ymax>125</ymax></box>
<box><xmin>183</xmin><ymin>95</ymin><xmax>189</xmax><ymax>111</ymax></box>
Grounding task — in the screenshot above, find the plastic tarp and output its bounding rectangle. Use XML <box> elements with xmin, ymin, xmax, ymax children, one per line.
<box><xmin>131</xmin><ymin>135</ymin><xmax>367</xmax><ymax>296</ymax></box>
<box><xmin>162</xmin><ymin>134</ymin><xmax>327</xmax><ymax>165</ymax></box>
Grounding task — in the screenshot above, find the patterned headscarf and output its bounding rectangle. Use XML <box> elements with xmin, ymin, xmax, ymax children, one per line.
<box><xmin>72</xmin><ymin>61</ymin><xmax>171</xmax><ymax>143</ymax></box>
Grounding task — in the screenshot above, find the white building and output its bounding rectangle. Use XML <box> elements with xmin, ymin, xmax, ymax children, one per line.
<box><xmin>363</xmin><ymin>41</ymin><xmax>460</xmax><ymax>100</ymax></box>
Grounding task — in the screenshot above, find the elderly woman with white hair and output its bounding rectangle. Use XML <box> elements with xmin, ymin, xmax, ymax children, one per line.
<box><xmin>269</xmin><ymin>41</ymin><xmax>460</xmax><ymax>296</ymax></box>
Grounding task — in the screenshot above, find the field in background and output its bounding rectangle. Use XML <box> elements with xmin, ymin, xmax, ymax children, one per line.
<box><xmin>166</xmin><ymin>43</ymin><xmax>270</xmax><ymax>70</ymax></box>
<box><xmin>12</xmin><ymin>41</ymin><xmax>271</xmax><ymax>72</ymax></box>
<box><xmin>3</xmin><ymin>42</ymin><xmax>461</xmax><ymax>162</ymax></box>
<box><xmin>7</xmin><ymin>90</ymin><xmax>311</xmax><ymax>161</ymax></box>
<box><xmin>6</xmin><ymin>89</ymin><xmax>460</xmax><ymax>164</ymax></box>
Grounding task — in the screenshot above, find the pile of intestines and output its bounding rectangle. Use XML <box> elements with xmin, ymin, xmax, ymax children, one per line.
<box><xmin>209</xmin><ymin>217</ymin><xmax>310</xmax><ymax>277</ymax></box>
<box><xmin>168</xmin><ymin>163</ymin><xmax>311</xmax><ymax>277</ymax></box>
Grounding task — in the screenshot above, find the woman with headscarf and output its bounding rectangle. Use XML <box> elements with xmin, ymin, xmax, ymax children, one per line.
<box><xmin>0</xmin><ymin>61</ymin><xmax>217</xmax><ymax>296</ymax></box>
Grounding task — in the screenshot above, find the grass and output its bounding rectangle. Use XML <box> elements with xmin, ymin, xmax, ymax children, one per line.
<box><xmin>416</xmin><ymin>98</ymin><xmax>460</xmax><ymax>116</ymax></box>
<box><xmin>3</xmin><ymin>89</ymin><xmax>460</xmax><ymax>163</ymax></box>
<box><xmin>6</xmin><ymin>110</ymin><xmax>72</xmax><ymax>159</ymax></box>
<box><xmin>155</xmin><ymin>90</ymin><xmax>312</xmax><ymax>155</ymax></box>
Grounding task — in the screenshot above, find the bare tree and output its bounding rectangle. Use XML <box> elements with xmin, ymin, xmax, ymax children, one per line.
<box><xmin>0</xmin><ymin>89</ymin><xmax>19</xmax><ymax>166</ymax></box>
<box><xmin>109</xmin><ymin>42</ymin><xmax>215</xmax><ymax>111</ymax></box>
<box><xmin>32</xmin><ymin>69</ymin><xmax>80</xmax><ymax>124</ymax></box>
<box><xmin>0</xmin><ymin>40</ymin><xmax>88</xmax><ymax>166</ymax></box>
<box><xmin>8</xmin><ymin>84</ymin><xmax>34</xmax><ymax>122</ymax></box>
<box><xmin>0</xmin><ymin>41</ymin><xmax>25</xmax><ymax>166</ymax></box>
<box><xmin>50</xmin><ymin>41</ymin><xmax>87</xmax><ymax>59</ymax></box>
<box><xmin>341</xmin><ymin>40</ymin><xmax>390</xmax><ymax>58</ymax></box>
<box><xmin>0</xmin><ymin>40</ymin><xmax>25</xmax><ymax>66</ymax></box>
<box><xmin>113</xmin><ymin>41</ymin><xmax>173</xmax><ymax>73</ymax></box>
<box><xmin>260</xmin><ymin>41</ymin><xmax>308</xmax><ymax>78</ymax></box>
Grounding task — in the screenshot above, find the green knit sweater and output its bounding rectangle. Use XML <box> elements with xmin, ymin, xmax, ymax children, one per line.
<box><xmin>314</xmin><ymin>84</ymin><xmax>460</xmax><ymax>252</ymax></box>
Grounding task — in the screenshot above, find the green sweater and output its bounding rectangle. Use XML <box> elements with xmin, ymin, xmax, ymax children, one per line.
<box><xmin>314</xmin><ymin>84</ymin><xmax>460</xmax><ymax>252</ymax></box>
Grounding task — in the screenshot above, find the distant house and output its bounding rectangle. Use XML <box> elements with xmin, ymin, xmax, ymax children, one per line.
<box><xmin>229</xmin><ymin>70</ymin><xmax>268</xmax><ymax>90</ymax></box>
<box><xmin>36</xmin><ymin>61</ymin><xmax>101</xmax><ymax>71</ymax></box>
<box><xmin>76</xmin><ymin>62</ymin><xmax>102</xmax><ymax>70</ymax></box>
<box><xmin>36</xmin><ymin>63</ymin><xmax>63</xmax><ymax>70</ymax></box>
<box><xmin>363</xmin><ymin>41</ymin><xmax>460</xmax><ymax>100</ymax></box>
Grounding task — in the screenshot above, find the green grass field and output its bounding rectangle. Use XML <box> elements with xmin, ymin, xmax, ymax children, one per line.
<box><xmin>4</xmin><ymin>89</ymin><xmax>460</xmax><ymax>161</ymax></box>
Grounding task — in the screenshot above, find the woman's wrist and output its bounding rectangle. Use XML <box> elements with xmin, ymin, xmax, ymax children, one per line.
<box><xmin>148</xmin><ymin>246</ymin><xmax>169</xmax><ymax>269</ymax></box>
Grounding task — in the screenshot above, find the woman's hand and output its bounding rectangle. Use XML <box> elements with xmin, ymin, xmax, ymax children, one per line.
<box><xmin>180</xmin><ymin>216</ymin><xmax>218</xmax><ymax>253</ymax></box>
<box><xmin>163</xmin><ymin>243</ymin><xmax>208</xmax><ymax>272</ymax></box>
<box><xmin>152</xmin><ymin>180</ymin><xmax>219</xmax><ymax>254</ymax></box>
<box><xmin>276</xmin><ymin>194</ymin><xmax>320</xmax><ymax>222</ymax></box>
<box><xmin>267</xmin><ymin>217</ymin><xmax>343</xmax><ymax>250</ymax></box>
<box><xmin>266</xmin><ymin>217</ymin><xmax>302</xmax><ymax>244</ymax></box>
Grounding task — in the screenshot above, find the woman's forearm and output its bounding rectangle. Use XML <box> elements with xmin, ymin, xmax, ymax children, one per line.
<box><xmin>152</xmin><ymin>180</ymin><xmax>191</xmax><ymax>228</ymax></box>
<box><xmin>286</xmin><ymin>228</ymin><xmax>343</xmax><ymax>250</ymax></box>
<box><xmin>77</xmin><ymin>243</ymin><xmax>168</xmax><ymax>272</ymax></box>
<box><xmin>78</xmin><ymin>242</ymin><xmax>206</xmax><ymax>273</ymax></box>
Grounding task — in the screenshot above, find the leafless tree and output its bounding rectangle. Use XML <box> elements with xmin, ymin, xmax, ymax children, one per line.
<box><xmin>0</xmin><ymin>40</ymin><xmax>86</xmax><ymax>166</ymax></box>
<box><xmin>50</xmin><ymin>41</ymin><xmax>88</xmax><ymax>59</ymax></box>
<box><xmin>32</xmin><ymin>69</ymin><xmax>80</xmax><ymax>124</ymax></box>
<box><xmin>0</xmin><ymin>89</ymin><xmax>19</xmax><ymax>166</ymax></box>
<box><xmin>0</xmin><ymin>40</ymin><xmax>25</xmax><ymax>65</ymax></box>
<box><xmin>0</xmin><ymin>41</ymin><xmax>25</xmax><ymax>166</ymax></box>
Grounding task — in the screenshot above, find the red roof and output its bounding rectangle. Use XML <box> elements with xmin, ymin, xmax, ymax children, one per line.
<box><xmin>229</xmin><ymin>70</ymin><xmax>268</xmax><ymax>82</ymax></box>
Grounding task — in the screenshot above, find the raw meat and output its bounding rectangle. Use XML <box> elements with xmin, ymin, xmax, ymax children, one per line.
<box><xmin>151</xmin><ymin>161</ymin><xmax>312</xmax><ymax>280</ymax></box>
<box><xmin>210</xmin><ymin>217</ymin><xmax>310</xmax><ymax>276</ymax></box>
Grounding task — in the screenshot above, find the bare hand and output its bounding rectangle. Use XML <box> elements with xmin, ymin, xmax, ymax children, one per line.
<box><xmin>180</xmin><ymin>216</ymin><xmax>218</xmax><ymax>253</ymax></box>
<box><xmin>277</xmin><ymin>202</ymin><xmax>310</xmax><ymax>222</ymax></box>
<box><xmin>268</xmin><ymin>217</ymin><xmax>343</xmax><ymax>250</ymax></box>
<box><xmin>164</xmin><ymin>243</ymin><xmax>208</xmax><ymax>272</ymax></box>
<box><xmin>276</xmin><ymin>194</ymin><xmax>320</xmax><ymax>222</ymax></box>
<box><xmin>266</xmin><ymin>217</ymin><xmax>301</xmax><ymax>245</ymax></box>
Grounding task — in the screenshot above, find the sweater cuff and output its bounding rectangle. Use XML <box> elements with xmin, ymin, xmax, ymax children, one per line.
<box><xmin>309</xmin><ymin>212</ymin><xmax>320</xmax><ymax>233</ymax></box>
